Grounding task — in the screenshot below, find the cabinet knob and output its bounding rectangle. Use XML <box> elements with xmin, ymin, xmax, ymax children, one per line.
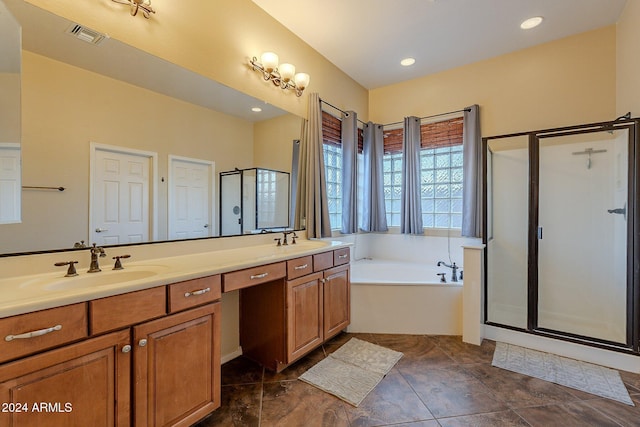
<box><xmin>121</xmin><ymin>344</ymin><xmax>132</xmax><ymax>353</ymax></box>
<box><xmin>138</xmin><ymin>339</ymin><xmax>148</xmax><ymax>347</ymax></box>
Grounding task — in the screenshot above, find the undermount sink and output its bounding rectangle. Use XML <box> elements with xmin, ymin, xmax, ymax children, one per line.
<box><xmin>16</xmin><ymin>265</ymin><xmax>170</xmax><ymax>292</ymax></box>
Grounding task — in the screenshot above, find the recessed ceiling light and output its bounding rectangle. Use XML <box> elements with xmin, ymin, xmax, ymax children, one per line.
<box><xmin>400</xmin><ymin>58</ymin><xmax>416</xmax><ymax>67</ymax></box>
<box><xmin>520</xmin><ymin>16</ymin><xmax>543</xmax><ymax>30</ymax></box>
<box><xmin>251</xmin><ymin>107</ymin><xmax>262</xmax><ymax>112</ymax></box>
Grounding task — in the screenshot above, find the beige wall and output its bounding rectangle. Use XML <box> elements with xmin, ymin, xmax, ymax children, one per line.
<box><xmin>616</xmin><ymin>1</ymin><xmax>640</xmax><ymax>117</ymax></box>
<box><xmin>24</xmin><ymin>0</ymin><xmax>368</xmax><ymax>119</ymax></box>
<box><xmin>253</xmin><ymin>113</ymin><xmax>302</xmax><ymax>173</ymax></box>
<box><xmin>370</xmin><ymin>26</ymin><xmax>616</xmax><ymax>137</ymax></box>
<box><xmin>0</xmin><ymin>73</ymin><xmax>20</xmax><ymax>142</ymax></box>
<box><xmin>1</xmin><ymin>51</ymin><xmax>255</xmax><ymax>253</ymax></box>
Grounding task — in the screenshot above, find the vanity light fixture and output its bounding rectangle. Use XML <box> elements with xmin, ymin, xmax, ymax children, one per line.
<box><xmin>112</xmin><ymin>0</ymin><xmax>156</xmax><ymax>19</ymax></box>
<box><xmin>249</xmin><ymin>52</ymin><xmax>310</xmax><ymax>97</ymax></box>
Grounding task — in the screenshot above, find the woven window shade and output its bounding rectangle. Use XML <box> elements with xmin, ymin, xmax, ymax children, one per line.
<box><xmin>321</xmin><ymin>110</ymin><xmax>364</xmax><ymax>153</ymax></box>
<box><xmin>382</xmin><ymin>116</ymin><xmax>464</xmax><ymax>154</ymax></box>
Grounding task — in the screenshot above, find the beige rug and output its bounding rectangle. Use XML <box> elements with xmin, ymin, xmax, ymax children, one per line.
<box><xmin>299</xmin><ymin>338</ymin><xmax>403</xmax><ymax>406</ymax></box>
<box><xmin>492</xmin><ymin>342</ymin><xmax>634</xmax><ymax>406</ymax></box>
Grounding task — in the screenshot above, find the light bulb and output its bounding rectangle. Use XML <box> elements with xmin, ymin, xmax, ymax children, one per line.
<box><xmin>279</xmin><ymin>63</ymin><xmax>296</xmax><ymax>82</ymax></box>
<box><xmin>261</xmin><ymin>52</ymin><xmax>279</xmax><ymax>73</ymax></box>
<box><xmin>294</xmin><ymin>72</ymin><xmax>310</xmax><ymax>89</ymax></box>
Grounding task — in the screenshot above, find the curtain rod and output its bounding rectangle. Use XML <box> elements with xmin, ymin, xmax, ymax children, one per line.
<box><xmin>382</xmin><ymin>108</ymin><xmax>471</xmax><ymax>128</ymax></box>
<box><xmin>319</xmin><ymin>99</ymin><xmax>367</xmax><ymax>126</ymax></box>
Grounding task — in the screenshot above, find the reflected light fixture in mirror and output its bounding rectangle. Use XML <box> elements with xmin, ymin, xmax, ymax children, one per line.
<box><xmin>112</xmin><ymin>0</ymin><xmax>156</xmax><ymax>19</ymax></box>
<box><xmin>249</xmin><ymin>52</ymin><xmax>310</xmax><ymax>97</ymax></box>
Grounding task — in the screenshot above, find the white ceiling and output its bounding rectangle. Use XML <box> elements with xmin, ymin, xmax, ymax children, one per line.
<box><xmin>253</xmin><ymin>0</ymin><xmax>627</xmax><ymax>89</ymax></box>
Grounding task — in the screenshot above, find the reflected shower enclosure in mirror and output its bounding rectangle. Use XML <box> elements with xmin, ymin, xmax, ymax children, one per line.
<box><xmin>0</xmin><ymin>0</ymin><xmax>303</xmax><ymax>256</ymax></box>
<box><xmin>219</xmin><ymin>168</ymin><xmax>290</xmax><ymax>236</ymax></box>
<box><xmin>0</xmin><ymin>0</ymin><xmax>21</xmax><ymax>224</ymax></box>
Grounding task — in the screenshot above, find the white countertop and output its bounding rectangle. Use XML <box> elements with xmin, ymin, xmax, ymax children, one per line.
<box><xmin>0</xmin><ymin>239</ymin><xmax>350</xmax><ymax>318</ymax></box>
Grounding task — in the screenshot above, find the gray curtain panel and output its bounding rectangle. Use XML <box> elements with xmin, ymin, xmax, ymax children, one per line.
<box><xmin>300</xmin><ymin>93</ymin><xmax>332</xmax><ymax>238</ymax></box>
<box><xmin>401</xmin><ymin>116</ymin><xmax>424</xmax><ymax>234</ymax></box>
<box><xmin>462</xmin><ymin>104</ymin><xmax>482</xmax><ymax>237</ymax></box>
<box><xmin>361</xmin><ymin>122</ymin><xmax>388</xmax><ymax>232</ymax></box>
<box><xmin>294</xmin><ymin>119</ymin><xmax>307</xmax><ymax>230</ymax></box>
<box><xmin>341</xmin><ymin>111</ymin><xmax>358</xmax><ymax>234</ymax></box>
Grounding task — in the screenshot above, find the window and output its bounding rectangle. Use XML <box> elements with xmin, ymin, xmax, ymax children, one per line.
<box><xmin>383</xmin><ymin>152</ymin><xmax>403</xmax><ymax>227</ymax></box>
<box><xmin>321</xmin><ymin>110</ymin><xmax>364</xmax><ymax>231</ymax></box>
<box><xmin>420</xmin><ymin>145</ymin><xmax>463</xmax><ymax>228</ymax></box>
<box><xmin>382</xmin><ymin>116</ymin><xmax>464</xmax><ymax>229</ymax></box>
<box><xmin>322</xmin><ymin>110</ymin><xmax>343</xmax><ymax>230</ymax></box>
<box><xmin>323</xmin><ymin>143</ymin><xmax>342</xmax><ymax>229</ymax></box>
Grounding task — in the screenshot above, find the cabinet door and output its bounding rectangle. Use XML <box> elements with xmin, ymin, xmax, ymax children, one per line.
<box><xmin>286</xmin><ymin>272</ymin><xmax>324</xmax><ymax>363</ymax></box>
<box><xmin>323</xmin><ymin>264</ymin><xmax>350</xmax><ymax>340</ymax></box>
<box><xmin>133</xmin><ymin>303</ymin><xmax>220</xmax><ymax>427</ymax></box>
<box><xmin>0</xmin><ymin>329</ymin><xmax>131</xmax><ymax>427</ymax></box>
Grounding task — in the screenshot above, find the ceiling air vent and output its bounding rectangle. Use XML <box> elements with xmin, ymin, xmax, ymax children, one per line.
<box><xmin>65</xmin><ymin>24</ymin><xmax>108</xmax><ymax>45</ymax></box>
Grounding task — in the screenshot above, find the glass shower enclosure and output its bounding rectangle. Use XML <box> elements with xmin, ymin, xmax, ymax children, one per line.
<box><xmin>219</xmin><ymin>168</ymin><xmax>290</xmax><ymax>236</ymax></box>
<box><xmin>485</xmin><ymin>119</ymin><xmax>638</xmax><ymax>351</ymax></box>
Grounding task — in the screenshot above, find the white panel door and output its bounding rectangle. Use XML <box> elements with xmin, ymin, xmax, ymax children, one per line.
<box><xmin>92</xmin><ymin>149</ymin><xmax>150</xmax><ymax>246</ymax></box>
<box><xmin>0</xmin><ymin>144</ymin><xmax>20</xmax><ymax>224</ymax></box>
<box><xmin>168</xmin><ymin>156</ymin><xmax>213</xmax><ymax>240</ymax></box>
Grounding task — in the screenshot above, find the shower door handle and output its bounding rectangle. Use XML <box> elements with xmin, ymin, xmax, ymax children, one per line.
<box><xmin>607</xmin><ymin>203</ymin><xmax>627</xmax><ymax>220</ymax></box>
<box><xmin>537</xmin><ymin>226</ymin><xmax>543</xmax><ymax>240</ymax></box>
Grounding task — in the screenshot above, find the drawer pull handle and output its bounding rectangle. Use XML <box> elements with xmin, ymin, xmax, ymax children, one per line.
<box><xmin>250</xmin><ymin>273</ymin><xmax>268</xmax><ymax>279</ymax></box>
<box><xmin>294</xmin><ymin>264</ymin><xmax>308</xmax><ymax>270</ymax></box>
<box><xmin>5</xmin><ymin>324</ymin><xmax>62</xmax><ymax>342</ymax></box>
<box><xmin>184</xmin><ymin>287</ymin><xmax>211</xmax><ymax>297</ymax></box>
<box><xmin>338</xmin><ymin>254</ymin><xmax>348</xmax><ymax>259</ymax></box>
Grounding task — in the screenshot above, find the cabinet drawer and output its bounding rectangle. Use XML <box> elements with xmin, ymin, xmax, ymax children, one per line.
<box><xmin>287</xmin><ymin>256</ymin><xmax>313</xmax><ymax>280</ymax></box>
<box><xmin>334</xmin><ymin>248</ymin><xmax>350</xmax><ymax>266</ymax></box>
<box><xmin>0</xmin><ymin>303</ymin><xmax>87</xmax><ymax>363</ymax></box>
<box><xmin>90</xmin><ymin>286</ymin><xmax>166</xmax><ymax>335</ymax></box>
<box><xmin>168</xmin><ymin>275</ymin><xmax>222</xmax><ymax>313</ymax></box>
<box><xmin>313</xmin><ymin>251</ymin><xmax>334</xmax><ymax>272</ymax></box>
<box><xmin>223</xmin><ymin>262</ymin><xmax>286</xmax><ymax>292</ymax></box>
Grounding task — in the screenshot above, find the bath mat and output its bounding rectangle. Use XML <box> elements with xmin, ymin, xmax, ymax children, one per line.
<box><xmin>299</xmin><ymin>338</ymin><xmax>403</xmax><ymax>406</ymax></box>
<box><xmin>492</xmin><ymin>342</ymin><xmax>633</xmax><ymax>406</ymax></box>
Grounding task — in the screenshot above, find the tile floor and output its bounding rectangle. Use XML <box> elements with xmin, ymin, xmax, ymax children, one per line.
<box><xmin>194</xmin><ymin>333</ymin><xmax>640</xmax><ymax>426</ymax></box>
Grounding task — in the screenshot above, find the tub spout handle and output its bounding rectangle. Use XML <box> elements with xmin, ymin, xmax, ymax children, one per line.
<box><xmin>437</xmin><ymin>273</ymin><xmax>446</xmax><ymax>283</ymax></box>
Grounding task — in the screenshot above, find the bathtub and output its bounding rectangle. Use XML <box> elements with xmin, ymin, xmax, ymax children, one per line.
<box><xmin>327</xmin><ymin>233</ymin><xmax>481</xmax><ymax>335</ymax></box>
<box><xmin>349</xmin><ymin>258</ymin><xmax>463</xmax><ymax>334</ymax></box>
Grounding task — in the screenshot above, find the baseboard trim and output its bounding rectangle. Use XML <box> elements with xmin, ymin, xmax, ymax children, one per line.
<box><xmin>221</xmin><ymin>346</ymin><xmax>242</xmax><ymax>364</ymax></box>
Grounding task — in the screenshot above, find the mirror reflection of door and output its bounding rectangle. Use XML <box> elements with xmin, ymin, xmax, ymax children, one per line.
<box><xmin>90</xmin><ymin>144</ymin><xmax>155</xmax><ymax>246</ymax></box>
<box><xmin>0</xmin><ymin>143</ymin><xmax>20</xmax><ymax>223</ymax></box>
<box><xmin>168</xmin><ymin>155</ymin><xmax>214</xmax><ymax>240</ymax></box>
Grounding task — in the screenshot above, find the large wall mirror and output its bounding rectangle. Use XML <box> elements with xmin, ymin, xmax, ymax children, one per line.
<box><xmin>0</xmin><ymin>0</ymin><xmax>303</xmax><ymax>256</ymax></box>
<box><xmin>0</xmin><ymin>0</ymin><xmax>21</xmax><ymax>224</ymax></box>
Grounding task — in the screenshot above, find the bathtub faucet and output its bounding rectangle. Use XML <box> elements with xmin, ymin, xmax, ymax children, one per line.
<box><xmin>437</xmin><ymin>261</ymin><xmax>459</xmax><ymax>282</ymax></box>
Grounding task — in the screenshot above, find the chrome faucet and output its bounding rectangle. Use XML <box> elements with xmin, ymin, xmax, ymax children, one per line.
<box><xmin>88</xmin><ymin>243</ymin><xmax>106</xmax><ymax>273</ymax></box>
<box><xmin>437</xmin><ymin>261</ymin><xmax>459</xmax><ymax>282</ymax></box>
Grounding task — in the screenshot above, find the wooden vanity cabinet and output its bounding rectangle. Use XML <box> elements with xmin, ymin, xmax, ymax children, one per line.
<box><xmin>287</xmin><ymin>272</ymin><xmax>324</xmax><ymax>362</ymax></box>
<box><xmin>0</xmin><ymin>329</ymin><xmax>131</xmax><ymax>427</ymax></box>
<box><xmin>133</xmin><ymin>302</ymin><xmax>221</xmax><ymax>427</ymax></box>
<box><xmin>239</xmin><ymin>248</ymin><xmax>351</xmax><ymax>372</ymax></box>
<box><xmin>0</xmin><ymin>275</ymin><xmax>222</xmax><ymax>427</ymax></box>
<box><xmin>322</xmin><ymin>264</ymin><xmax>350</xmax><ymax>340</ymax></box>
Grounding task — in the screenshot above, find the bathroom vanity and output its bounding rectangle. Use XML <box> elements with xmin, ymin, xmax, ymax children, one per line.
<box><xmin>0</xmin><ymin>239</ymin><xmax>350</xmax><ymax>426</ymax></box>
